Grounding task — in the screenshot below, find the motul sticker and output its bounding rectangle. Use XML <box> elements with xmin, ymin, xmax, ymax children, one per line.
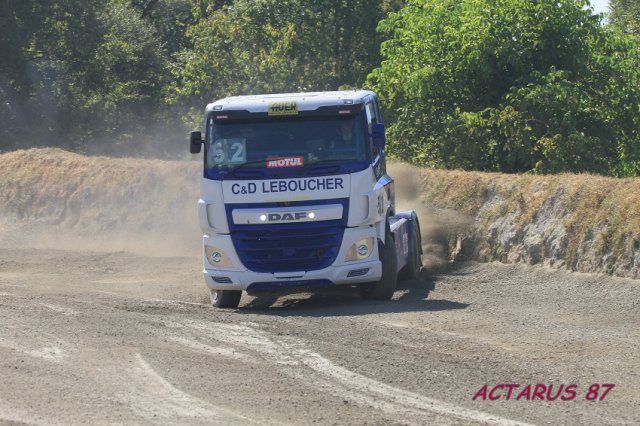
<box><xmin>266</xmin><ymin>156</ymin><xmax>304</xmax><ymax>168</ymax></box>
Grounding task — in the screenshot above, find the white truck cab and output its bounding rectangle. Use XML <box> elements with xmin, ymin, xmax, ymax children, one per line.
<box><xmin>190</xmin><ymin>90</ymin><xmax>421</xmax><ymax>308</ymax></box>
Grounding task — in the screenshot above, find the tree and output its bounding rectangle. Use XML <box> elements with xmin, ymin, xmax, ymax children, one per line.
<box><xmin>118</xmin><ymin>0</ymin><xmax>194</xmax><ymax>57</ymax></box>
<box><xmin>83</xmin><ymin>1</ymin><xmax>178</xmax><ymax>155</ymax></box>
<box><xmin>609</xmin><ymin>0</ymin><xmax>640</xmax><ymax>36</ymax></box>
<box><xmin>369</xmin><ymin>0</ymin><xmax>640</xmax><ymax>176</ymax></box>
<box><xmin>0</xmin><ymin>0</ymin><xmax>105</xmax><ymax>151</ymax></box>
<box><xmin>174</xmin><ymin>0</ymin><xmax>400</xmax><ymax>127</ymax></box>
<box><xmin>0</xmin><ymin>0</ymin><xmax>189</xmax><ymax>156</ymax></box>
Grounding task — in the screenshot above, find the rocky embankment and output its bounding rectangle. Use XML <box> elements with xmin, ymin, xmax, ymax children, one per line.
<box><xmin>407</xmin><ymin>167</ymin><xmax>640</xmax><ymax>279</ymax></box>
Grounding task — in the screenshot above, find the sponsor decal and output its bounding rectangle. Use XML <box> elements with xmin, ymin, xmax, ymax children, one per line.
<box><xmin>230</xmin><ymin>177</ymin><xmax>344</xmax><ymax>195</ymax></box>
<box><xmin>268</xmin><ymin>101</ymin><xmax>298</xmax><ymax>116</ymax></box>
<box><xmin>266</xmin><ymin>156</ymin><xmax>304</xmax><ymax>168</ymax></box>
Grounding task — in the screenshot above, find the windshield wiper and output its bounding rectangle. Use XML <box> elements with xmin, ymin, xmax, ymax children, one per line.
<box><xmin>220</xmin><ymin>159</ymin><xmax>268</xmax><ymax>180</ymax></box>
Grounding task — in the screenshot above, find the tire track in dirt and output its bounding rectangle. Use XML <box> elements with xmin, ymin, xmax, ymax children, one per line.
<box><xmin>0</xmin><ymin>301</ymin><xmax>71</xmax><ymax>363</ymax></box>
<box><xmin>167</xmin><ymin>335</ymin><xmax>257</xmax><ymax>362</ymax></box>
<box><xmin>0</xmin><ymin>398</ymin><xmax>43</xmax><ymax>425</ymax></box>
<box><xmin>2</xmin><ymin>244</ymin><xmax>637</xmax><ymax>424</ymax></box>
<box><xmin>0</xmin><ymin>295</ymin><xmax>264</xmax><ymax>424</ymax></box>
<box><xmin>122</xmin><ymin>353</ymin><xmax>218</xmax><ymax>419</ymax></box>
<box><xmin>111</xmin><ymin>353</ymin><xmax>259</xmax><ymax>424</ymax></box>
<box><xmin>165</xmin><ymin>320</ymin><xmax>532</xmax><ymax>425</ymax></box>
<box><xmin>0</xmin><ymin>337</ymin><xmax>65</xmax><ymax>363</ymax></box>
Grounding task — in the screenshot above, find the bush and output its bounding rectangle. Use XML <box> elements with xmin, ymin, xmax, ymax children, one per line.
<box><xmin>369</xmin><ymin>0</ymin><xmax>640</xmax><ymax>176</ymax></box>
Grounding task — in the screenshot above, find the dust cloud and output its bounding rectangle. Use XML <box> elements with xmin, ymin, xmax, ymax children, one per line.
<box><xmin>0</xmin><ymin>149</ymin><xmax>202</xmax><ymax>257</ymax></box>
<box><xmin>389</xmin><ymin>162</ymin><xmax>471</xmax><ymax>272</ymax></box>
<box><xmin>1</xmin><ymin>150</ymin><xmax>470</xmax><ymax>271</ymax></box>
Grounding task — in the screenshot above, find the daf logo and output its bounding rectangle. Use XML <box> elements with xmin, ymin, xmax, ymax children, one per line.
<box><xmin>259</xmin><ymin>211</ymin><xmax>316</xmax><ymax>222</ymax></box>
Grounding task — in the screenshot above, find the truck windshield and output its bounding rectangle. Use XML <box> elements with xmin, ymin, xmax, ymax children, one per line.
<box><xmin>205</xmin><ymin>114</ymin><xmax>368</xmax><ymax>170</ymax></box>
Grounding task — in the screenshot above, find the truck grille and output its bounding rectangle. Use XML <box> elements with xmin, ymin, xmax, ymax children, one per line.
<box><xmin>231</xmin><ymin>222</ymin><xmax>344</xmax><ymax>273</ymax></box>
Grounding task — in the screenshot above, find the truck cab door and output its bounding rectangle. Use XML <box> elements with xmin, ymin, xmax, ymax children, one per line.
<box><xmin>366</xmin><ymin>100</ymin><xmax>394</xmax><ymax>241</ymax></box>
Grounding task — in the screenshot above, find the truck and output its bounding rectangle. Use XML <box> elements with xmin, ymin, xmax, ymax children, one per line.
<box><xmin>189</xmin><ymin>90</ymin><xmax>422</xmax><ymax>308</ymax></box>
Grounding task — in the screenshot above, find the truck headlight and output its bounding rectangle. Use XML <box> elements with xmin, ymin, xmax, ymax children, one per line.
<box><xmin>345</xmin><ymin>237</ymin><xmax>374</xmax><ymax>262</ymax></box>
<box><xmin>205</xmin><ymin>245</ymin><xmax>232</xmax><ymax>267</ymax></box>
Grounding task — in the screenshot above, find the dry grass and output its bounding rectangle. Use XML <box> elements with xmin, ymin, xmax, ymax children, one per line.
<box><xmin>0</xmin><ymin>148</ymin><xmax>201</xmax><ymax>255</ymax></box>
<box><xmin>1</xmin><ymin>149</ymin><xmax>639</xmax><ymax>277</ymax></box>
<box><xmin>0</xmin><ymin>148</ymin><xmax>200</xmax><ymax>223</ymax></box>
<box><xmin>417</xmin><ymin>167</ymin><xmax>640</xmax><ymax>275</ymax></box>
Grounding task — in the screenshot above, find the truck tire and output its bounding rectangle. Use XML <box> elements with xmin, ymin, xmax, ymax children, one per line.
<box><xmin>210</xmin><ymin>289</ymin><xmax>242</xmax><ymax>309</ymax></box>
<box><xmin>399</xmin><ymin>226</ymin><xmax>422</xmax><ymax>280</ymax></box>
<box><xmin>360</xmin><ymin>228</ymin><xmax>398</xmax><ymax>300</ymax></box>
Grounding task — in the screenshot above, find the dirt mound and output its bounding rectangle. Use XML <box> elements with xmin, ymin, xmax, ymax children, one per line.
<box><xmin>3</xmin><ymin>149</ymin><xmax>638</xmax><ymax>278</ymax></box>
<box><xmin>417</xmin><ymin>168</ymin><xmax>640</xmax><ymax>279</ymax></box>
<box><xmin>0</xmin><ymin>150</ymin><xmax>462</xmax><ymax>268</ymax></box>
<box><xmin>0</xmin><ymin>148</ymin><xmax>201</xmax><ymax>256</ymax></box>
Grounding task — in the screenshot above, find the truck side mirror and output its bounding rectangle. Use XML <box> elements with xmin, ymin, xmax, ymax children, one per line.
<box><xmin>372</xmin><ymin>123</ymin><xmax>386</xmax><ymax>151</ymax></box>
<box><xmin>190</xmin><ymin>131</ymin><xmax>203</xmax><ymax>154</ymax></box>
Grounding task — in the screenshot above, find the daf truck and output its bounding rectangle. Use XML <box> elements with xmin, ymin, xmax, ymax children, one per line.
<box><xmin>190</xmin><ymin>90</ymin><xmax>422</xmax><ymax>308</ymax></box>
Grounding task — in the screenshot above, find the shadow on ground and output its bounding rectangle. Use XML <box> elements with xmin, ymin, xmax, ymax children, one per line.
<box><xmin>237</xmin><ymin>269</ymin><xmax>469</xmax><ymax>317</ymax></box>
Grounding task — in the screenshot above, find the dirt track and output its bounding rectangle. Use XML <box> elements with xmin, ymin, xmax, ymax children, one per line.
<box><xmin>0</xmin><ymin>150</ymin><xmax>638</xmax><ymax>424</ymax></box>
<box><xmin>0</xmin><ymin>243</ymin><xmax>638</xmax><ymax>425</ymax></box>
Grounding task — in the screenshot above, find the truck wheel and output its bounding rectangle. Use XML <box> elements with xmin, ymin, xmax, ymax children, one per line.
<box><xmin>210</xmin><ymin>289</ymin><xmax>242</xmax><ymax>309</ymax></box>
<box><xmin>400</xmin><ymin>227</ymin><xmax>422</xmax><ymax>280</ymax></box>
<box><xmin>360</xmin><ymin>229</ymin><xmax>398</xmax><ymax>300</ymax></box>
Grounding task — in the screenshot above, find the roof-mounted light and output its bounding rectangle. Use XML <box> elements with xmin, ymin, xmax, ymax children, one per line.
<box><xmin>343</xmin><ymin>99</ymin><xmax>354</xmax><ymax>105</ymax></box>
<box><xmin>213</xmin><ymin>105</ymin><xmax>223</xmax><ymax>111</ymax></box>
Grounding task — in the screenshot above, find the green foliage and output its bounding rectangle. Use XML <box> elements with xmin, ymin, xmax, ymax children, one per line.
<box><xmin>370</xmin><ymin>0</ymin><xmax>640</xmax><ymax>176</ymax></box>
<box><xmin>609</xmin><ymin>0</ymin><xmax>640</xmax><ymax>36</ymax></box>
<box><xmin>2</xmin><ymin>0</ymin><xmax>640</xmax><ymax>177</ymax></box>
<box><xmin>0</xmin><ymin>0</ymin><xmax>187</xmax><ymax>156</ymax></box>
<box><xmin>1</xmin><ymin>0</ymin><xmax>105</xmax><ymax>151</ymax></box>
<box><xmin>1</xmin><ymin>0</ymin><xmax>398</xmax><ymax>156</ymax></box>
<box><xmin>84</xmin><ymin>1</ymin><xmax>180</xmax><ymax>155</ymax></box>
<box><xmin>174</xmin><ymin>0</ymin><xmax>396</xmax><ymax>127</ymax></box>
<box><xmin>118</xmin><ymin>0</ymin><xmax>194</xmax><ymax>57</ymax></box>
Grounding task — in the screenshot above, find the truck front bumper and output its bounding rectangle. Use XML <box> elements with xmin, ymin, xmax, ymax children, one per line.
<box><xmin>202</xmin><ymin>226</ymin><xmax>382</xmax><ymax>293</ymax></box>
<box><xmin>204</xmin><ymin>258</ymin><xmax>382</xmax><ymax>293</ymax></box>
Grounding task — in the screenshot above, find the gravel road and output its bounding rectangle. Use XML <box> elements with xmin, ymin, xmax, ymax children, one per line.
<box><xmin>0</xmin><ymin>246</ymin><xmax>638</xmax><ymax>425</ymax></box>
